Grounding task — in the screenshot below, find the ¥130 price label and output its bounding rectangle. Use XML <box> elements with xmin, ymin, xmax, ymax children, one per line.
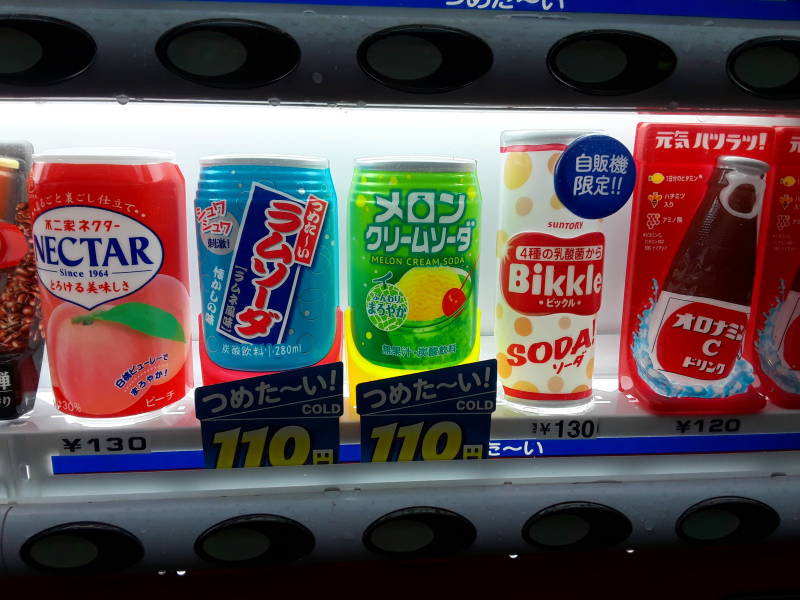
<box><xmin>530</xmin><ymin>419</ymin><xmax>599</xmax><ymax>439</ymax></box>
<box><xmin>356</xmin><ymin>360</ymin><xmax>497</xmax><ymax>463</ymax></box>
<box><xmin>59</xmin><ymin>435</ymin><xmax>150</xmax><ymax>455</ymax></box>
<box><xmin>195</xmin><ymin>362</ymin><xmax>343</xmax><ymax>469</ymax></box>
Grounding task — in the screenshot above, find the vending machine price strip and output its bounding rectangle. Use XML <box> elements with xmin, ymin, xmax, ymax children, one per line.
<box><xmin>43</xmin><ymin>359</ymin><xmax>800</xmax><ymax>474</ymax></box>
<box><xmin>194</xmin><ymin>363</ymin><xmax>344</xmax><ymax>469</ymax></box>
<box><xmin>356</xmin><ymin>360</ymin><xmax>498</xmax><ymax>462</ymax></box>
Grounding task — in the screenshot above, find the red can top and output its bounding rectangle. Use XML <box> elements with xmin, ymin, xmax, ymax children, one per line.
<box><xmin>33</xmin><ymin>148</ymin><xmax>175</xmax><ymax>165</ymax></box>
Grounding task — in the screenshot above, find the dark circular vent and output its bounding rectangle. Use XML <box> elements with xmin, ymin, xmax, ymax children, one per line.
<box><xmin>21</xmin><ymin>522</ymin><xmax>144</xmax><ymax>573</ymax></box>
<box><xmin>522</xmin><ymin>502</ymin><xmax>632</xmax><ymax>550</ymax></box>
<box><xmin>547</xmin><ymin>30</ymin><xmax>676</xmax><ymax>95</ymax></box>
<box><xmin>363</xmin><ymin>507</ymin><xmax>476</xmax><ymax>557</ymax></box>
<box><xmin>357</xmin><ymin>25</ymin><xmax>493</xmax><ymax>93</ymax></box>
<box><xmin>728</xmin><ymin>37</ymin><xmax>800</xmax><ymax>100</ymax></box>
<box><xmin>195</xmin><ymin>514</ymin><xmax>314</xmax><ymax>566</ymax></box>
<box><xmin>156</xmin><ymin>19</ymin><xmax>300</xmax><ymax>88</ymax></box>
<box><xmin>0</xmin><ymin>16</ymin><xmax>95</xmax><ymax>85</ymax></box>
<box><xmin>677</xmin><ymin>497</ymin><xmax>780</xmax><ymax>544</ymax></box>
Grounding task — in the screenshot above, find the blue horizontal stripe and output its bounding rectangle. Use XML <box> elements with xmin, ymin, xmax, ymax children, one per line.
<box><xmin>490</xmin><ymin>432</ymin><xmax>800</xmax><ymax>457</ymax></box>
<box><xmin>51</xmin><ymin>432</ymin><xmax>800</xmax><ymax>474</ymax></box>
<box><xmin>51</xmin><ymin>450</ymin><xmax>205</xmax><ymax>474</ymax></box>
<box><xmin>340</xmin><ymin>443</ymin><xmax>360</xmax><ymax>462</ymax></box>
<box><xmin>175</xmin><ymin>0</ymin><xmax>800</xmax><ymax>21</ymax></box>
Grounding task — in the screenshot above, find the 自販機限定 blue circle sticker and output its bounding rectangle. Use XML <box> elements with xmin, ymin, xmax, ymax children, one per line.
<box><xmin>553</xmin><ymin>134</ymin><xmax>636</xmax><ymax>220</ymax></box>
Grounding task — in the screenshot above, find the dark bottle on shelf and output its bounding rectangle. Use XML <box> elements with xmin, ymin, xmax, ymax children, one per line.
<box><xmin>0</xmin><ymin>143</ymin><xmax>43</xmax><ymax>420</ymax></box>
<box><xmin>647</xmin><ymin>155</ymin><xmax>769</xmax><ymax>385</ymax></box>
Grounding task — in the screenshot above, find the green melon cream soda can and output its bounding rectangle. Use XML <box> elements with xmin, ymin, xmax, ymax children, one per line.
<box><xmin>347</xmin><ymin>157</ymin><xmax>481</xmax><ymax>392</ymax></box>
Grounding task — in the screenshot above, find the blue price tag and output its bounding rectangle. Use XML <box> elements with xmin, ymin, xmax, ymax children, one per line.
<box><xmin>356</xmin><ymin>360</ymin><xmax>497</xmax><ymax>462</ymax></box>
<box><xmin>195</xmin><ymin>362</ymin><xmax>343</xmax><ymax>468</ymax></box>
<box><xmin>553</xmin><ymin>134</ymin><xmax>636</xmax><ymax>220</ymax></box>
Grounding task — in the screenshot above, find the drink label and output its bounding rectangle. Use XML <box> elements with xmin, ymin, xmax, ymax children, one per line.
<box><xmin>32</xmin><ymin>206</ymin><xmax>163</xmax><ymax>310</ymax></box>
<box><xmin>620</xmin><ymin>123</ymin><xmax>774</xmax><ymax>412</ymax></box>
<box><xmin>29</xmin><ymin>160</ymin><xmax>192</xmax><ymax>419</ymax></box>
<box><xmin>501</xmin><ymin>314</ymin><xmax>596</xmax><ymax>401</ymax></box>
<box><xmin>501</xmin><ymin>231</ymin><xmax>604</xmax><ymax>316</ymax></box>
<box><xmin>748</xmin><ymin>127</ymin><xmax>800</xmax><ymax>406</ymax></box>
<box><xmin>217</xmin><ymin>184</ymin><xmax>327</xmax><ymax>345</ymax></box>
<box><xmin>0</xmin><ymin>362</ymin><xmax>19</xmax><ymax>418</ymax></box>
<box><xmin>349</xmin><ymin>169</ymin><xmax>480</xmax><ymax>370</ymax></box>
<box><xmin>497</xmin><ymin>137</ymin><xmax>604</xmax><ymax>403</ymax></box>
<box><xmin>294</xmin><ymin>195</ymin><xmax>328</xmax><ymax>267</ymax></box>
<box><xmin>775</xmin><ymin>291</ymin><xmax>800</xmax><ymax>371</ymax></box>
<box><xmin>648</xmin><ymin>291</ymin><xmax>748</xmax><ymax>383</ymax></box>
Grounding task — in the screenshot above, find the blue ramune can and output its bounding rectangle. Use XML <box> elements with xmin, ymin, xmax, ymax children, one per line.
<box><xmin>195</xmin><ymin>155</ymin><xmax>339</xmax><ymax>380</ymax></box>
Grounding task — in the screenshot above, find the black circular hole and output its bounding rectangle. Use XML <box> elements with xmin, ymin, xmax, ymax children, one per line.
<box><xmin>156</xmin><ymin>19</ymin><xmax>300</xmax><ymax>88</ymax></box>
<box><xmin>522</xmin><ymin>502</ymin><xmax>632</xmax><ymax>550</ymax></box>
<box><xmin>547</xmin><ymin>30</ymin><xmax>676</xmax><ymax>95</ymax></box>
<box><xmin>0</xmin><ymin>16</ymin><xmax>95</xmax><ymax>85</ymax></box>
<box><xmin>729</xmin><ymin>184</ymin><xmax>757</xmax><ymax>214</ymax></box>
<box><xmin>194</xmin><ymin>514</ymin><xmax>314</xmax><ymax>567</ymax></box>
<box><xmin>363</xmin><ymin>507</ymin><xmax>476</xmax><ymax>557</ymax></box>
<box><xmin>20</xmin><ymin>522</ymin><xmax>143</xmax><ymax>573</ymax></box>
<box><xmin>677</xmin><ymin>497</ymin><xmax>780</xmax><ymax>544</ymax></box>
<box><xmin>728</xmin><ymin>37</ymin><xmax>800</xmax><ymax>100</ymax></box>
<box><xmin>357</xmin><ymin>25</ymin><xmax>493</xmax><ymax>93</ymax></box>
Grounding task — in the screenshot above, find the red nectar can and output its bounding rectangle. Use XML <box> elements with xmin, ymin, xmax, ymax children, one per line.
<box><xmin>29</xmin><ymin>149</ymin><xmax>192</xmax><ymax>419</ymax></box>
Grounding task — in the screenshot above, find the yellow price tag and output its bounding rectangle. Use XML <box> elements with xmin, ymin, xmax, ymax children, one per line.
<box><xmin>367</xmin><ymin>420</ymin><xmax>464</xmax><ymax>462</ymax></box>
<box><xmin>211</xmin><ymin>424</ymin><xmax>314</xmax><ymax>468</ymax></box>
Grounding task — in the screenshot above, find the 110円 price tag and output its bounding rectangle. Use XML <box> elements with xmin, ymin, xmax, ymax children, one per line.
<box><xmin>356</xmin><ymin>360</ymin><xmax>497</xmax><ymax>462</ymax></box>
<box><xmin>195</xmin><ymin>362</ymin><xmax>343</xmax><ymax>469</ymax></box>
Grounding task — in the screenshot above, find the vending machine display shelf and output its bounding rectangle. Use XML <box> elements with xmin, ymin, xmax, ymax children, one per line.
<box><xmin>2</xmin><ymin>335</ymin><xmax>799</xmax><ymax>504</ymax></box>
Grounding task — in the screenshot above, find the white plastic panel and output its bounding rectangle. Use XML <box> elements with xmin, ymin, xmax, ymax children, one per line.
<box><xmin>3</xmin><ymin>475</ymin><xmax>800</xmax><ymax>573</ymax></box>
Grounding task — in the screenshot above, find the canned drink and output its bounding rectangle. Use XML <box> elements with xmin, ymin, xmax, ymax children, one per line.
<box><xmin>348</xmin><ymin>157</ymin><xmax>480</xmax><ymax>370</ymax></box>
<box><xmin>195</xmin><ymin>155</ymin><xmax>339</xmax><ymax>378</ymax></box>
<box><xmin>30</xmin><ymin>149</ymin><xmax>192</xmax><ymax>419</ymax></box>
<box><xmin>496</xmin><ymin>131</ymin><xmax>603</xmax><ymax>409</ymax></box>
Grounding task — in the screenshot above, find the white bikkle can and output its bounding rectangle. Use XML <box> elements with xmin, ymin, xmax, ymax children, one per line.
<box><xmin>495</xmin><ymin>130</ymin><xmax>604</xmax><ymax>411</ymax></box>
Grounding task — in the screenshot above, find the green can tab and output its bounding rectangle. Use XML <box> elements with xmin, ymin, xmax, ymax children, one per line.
<box><xmin>356</xmin><ymin>360</ymin><xmax>497</xmax><ymax>462</ymax></box>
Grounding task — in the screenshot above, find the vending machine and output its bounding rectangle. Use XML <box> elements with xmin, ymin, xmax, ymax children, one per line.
<box><xmin>0</xmin><ymin>0</ymin><xmax>798</xmax><ymax>591</ymax></box>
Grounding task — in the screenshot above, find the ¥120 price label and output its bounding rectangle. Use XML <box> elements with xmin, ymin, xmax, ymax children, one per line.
<box><xmin>356</xmin><ymin>360</ymin><xmax>497</xmax><ymax>463</ymax></box>
<box><xmin>195</xmin><ymin>362</ymin><xmax>343</xmax><ymax>469</ymax></box>
<box><xmin>674</xmin><ymin>418</ymin><xmax>742</xmax><ymax>435</ymax></box>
